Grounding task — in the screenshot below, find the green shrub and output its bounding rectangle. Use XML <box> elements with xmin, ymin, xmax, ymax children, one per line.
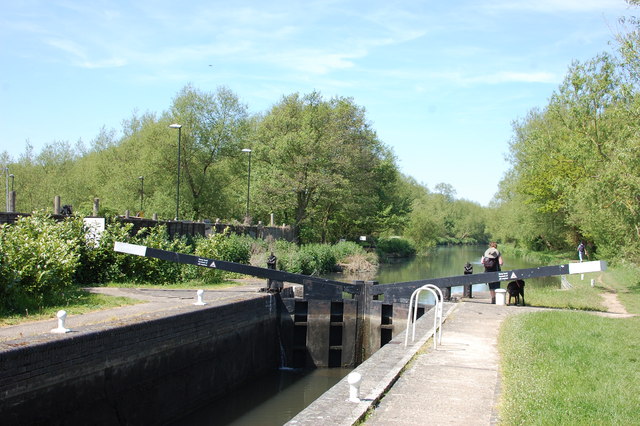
<box><xmin>376</xmin><ymin>236</ymin><xmax>416</xmax><ymax>258</ymax></box>
<box><xmin>75</xmin><ymin>220</ymin><xmax>133</xmax><ymax>284</ymax></box>
<box><xmin>273</xmin><ymin>241</ymin><xmax>360</xmax><ymax>276</ymax></box>
<box><xmin>332</xmin><ymin>240</ymin><xmax>366</xmax><ymax>261</ymax></box>
<box><xmin>128</xmin><ymin>225</ymin><xmax>192</xmax><ymax>284</ymax></box>
<box><xmin>194</xmin><ymin>228</ymin><xmax>252</xmax><ymax>283</ymax></box>
<box><xmin>299</xmin><ymin>244</ymin><xmax>337</xmax><ymax>275</ymax></box>
<box><xmin>0</xmin><ymin>212</ymin><xmax>83</xmax><ymax>311</ymax></box>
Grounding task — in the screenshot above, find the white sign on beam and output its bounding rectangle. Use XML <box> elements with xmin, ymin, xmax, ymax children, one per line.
<box><xmin>568</xmin><ymin>260</ymin><xmax>607</xmax><ymax>275</ymax></box>
<box><xmin>114</xmin><ymin>242</ymin><xmax>147</xmax><ymax>257</ymax></box>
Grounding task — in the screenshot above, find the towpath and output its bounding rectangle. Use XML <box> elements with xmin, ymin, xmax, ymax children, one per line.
<box><xmin>290</xmin><ymin>288</ymin><xmax>634</xmax><ymax>426</ymax></box>
<box><xmin>0</xmin><ymin>281</ymin><xmax>266</xmax><ymax>345</ymax></box>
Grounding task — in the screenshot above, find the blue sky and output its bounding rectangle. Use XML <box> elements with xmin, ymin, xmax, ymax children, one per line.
<box><xmin>0</xmin><ymin>0</ymin><xmax>634</xmax><ymax>205</ymax></box>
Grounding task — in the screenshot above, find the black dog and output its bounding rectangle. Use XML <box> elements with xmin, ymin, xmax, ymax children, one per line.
<box><xmin>506</xmin><ymin>280</ymin><xmax>525</xmax><ymax>306</ymax></box>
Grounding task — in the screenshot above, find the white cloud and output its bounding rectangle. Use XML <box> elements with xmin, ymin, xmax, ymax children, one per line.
<box><xmin>45</xmin><ymin>37</ymin><xmax>126</xmax><ymax>69</ymax></box>
<box><xmin>268</xmin><ymin>49</ymin><xmax>364</xmax><ymax>75</ymax></box>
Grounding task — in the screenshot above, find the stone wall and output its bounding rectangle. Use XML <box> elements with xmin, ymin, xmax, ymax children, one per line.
<box><xmin>0</xmin><ymin>296</ymin><xmax>281</xmax><ymax>425</ymax></box>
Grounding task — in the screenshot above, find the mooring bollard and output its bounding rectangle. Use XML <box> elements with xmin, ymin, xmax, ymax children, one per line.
<box><xmin>347</xmin><ymin>371</ymin><xmax>362</xmax><ymax>402</ymax></box>
<box><xmin>50</xmin><ymin>310</ymin><xmax>71</xmax><ymax>334</ymax></box>
<box><xmin>194</xmin><ymin>289</ymin><xmax>207</xmax><ymax>306</ymax></box>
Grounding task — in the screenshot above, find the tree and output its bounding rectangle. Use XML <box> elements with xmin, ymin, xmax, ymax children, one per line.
<box><xmin>168</xmin><ymin>85</ymin><xmax>250</xmax><ymax>219</ymax></box>
<box><xmin>252</xmin><ymin>92</ymin><xmax>402</xmax><ymax>243</ymax></box>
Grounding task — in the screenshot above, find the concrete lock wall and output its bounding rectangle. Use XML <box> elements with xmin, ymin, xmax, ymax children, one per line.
<box><xmin>0</xmin><ymin>296</ymin><xmax>281</xmax><ymax>425</ymax></box>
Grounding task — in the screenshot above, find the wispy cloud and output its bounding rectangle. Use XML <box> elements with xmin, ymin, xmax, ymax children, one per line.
<box><xmin>265</xmin><ymin>48</ymin><xmax>366</xmax><ymax>75</ymax></box>
<box><xmin>45</xmin><ymin>37</ymin><xmax>126</xmax><ymax>69</ymax></box>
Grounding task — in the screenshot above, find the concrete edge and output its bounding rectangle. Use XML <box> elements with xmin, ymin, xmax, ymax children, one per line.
<box><xmin>286</xmin><ymin>302</ymin><xmax>460</xmax><ymax>426</ymax></box>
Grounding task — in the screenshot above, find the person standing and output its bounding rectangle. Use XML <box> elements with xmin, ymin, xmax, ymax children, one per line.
<box><xmin>577</xmin><ymin>241</ymin><xmax>588</xmax><ymax>263</ymax></box>
<box><xmin>482</xmin><ymin>242</ymin><xmax>504</xmax><ymax>304</ymax></box>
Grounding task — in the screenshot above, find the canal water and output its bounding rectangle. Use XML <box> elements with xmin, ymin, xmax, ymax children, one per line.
<box><xmin>176</xmin><ymin>245</ymin><xmax>556</xmax><ymax>425</ymax></box>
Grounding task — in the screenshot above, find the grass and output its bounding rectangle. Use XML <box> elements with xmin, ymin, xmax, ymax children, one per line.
<box><xmin>0</xmin><ymin>278</ymin><xmax>261</xmax><ymax>326</ymax></box>
<box><xmin>499</xmin><ymin>312</ymin><xmax>640</xmax><ymax>424</ymax></box>
<box><xmin>525</xmin><ymin>273</ymin><xmax>607</xmax><ymax>312</ymax></box>
<box><xmin>102</xmin><ymin>278</ymin><xmax>255</xmax><ymax>290</ymax></box>
<box><xmin>598</xmin><ymin>262</ymin><xmax>640</xmax><ymax>315</ymax></box>
<box><xmin>498</xmin><ymin>265</ymin><xmax>640</xmax><ymax>424</ymax></box>
<box><xmin>0</xmin><ymin>288</ymin><xmax>141</xmax><ymax>326</ymax></box>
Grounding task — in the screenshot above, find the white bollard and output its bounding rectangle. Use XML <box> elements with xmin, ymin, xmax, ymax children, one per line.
<box><xmin>591</xmin><ymin>279</ymin><xmax>595</xmax><ymax>287</ymax></box>
<box><xmin>50</xmin><ymin>310</ymin><xmax>71</xmax><ymax>333</ymax></box>
<box><xmin>347</xmin><ymin>372</ymin><xmax>362</xmax><ymax>402</ymax></box>
<box><xmin>194</xmin><ymin>289</ymin><xmax>207</xmax><ymax>306</ymax></box>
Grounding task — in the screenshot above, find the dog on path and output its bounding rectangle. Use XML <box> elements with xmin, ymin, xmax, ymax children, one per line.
<box><xmin>506</xmin><ymin>280</ymin><xmax>525</xmax><ymax>306</ymax></box>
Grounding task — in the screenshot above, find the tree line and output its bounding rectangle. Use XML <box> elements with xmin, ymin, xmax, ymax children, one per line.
<box><xmin>490</xmin><ymin>0</ymin><xmax>640</xmax><ymax>264</ymax></box>
<box><xmin>1</xmin><ymin>87</ymin><xmax>489</xmax><ymax>249</ymax></box>
<box><xmin>4</xmin><ymin>0</ymin><xmax>640</xmax><ymax>264</ymax></box>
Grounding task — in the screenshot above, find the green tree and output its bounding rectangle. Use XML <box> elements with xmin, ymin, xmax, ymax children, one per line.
<box><xmin>252</xmin><ymin>92</ymin><xmax>402</xmax><ymax>243</ymax></box>
<box><xmin>168</xmin><ymin>84</ymin><xmax>251</xmax><ymax>220</ymax></box>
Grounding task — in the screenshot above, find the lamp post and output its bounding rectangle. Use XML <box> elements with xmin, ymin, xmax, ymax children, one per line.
<box><xmin>3</xmin><ymin>167</ymin><xmax>8</xmax><ymax>212</ymax></box>
<box><xmin>138</xmin><ymin>176</ymin><xmax>144</xmax><ymax>212</ymax></box>
<box><xmin>242</xmin><ymin>148</ymin><xmax>252</xmax><ymax>222</ymax></box>
<box><xmin>169</xmin><ymin>124</ymin><xmax>182</xmax><ymax>220</ymax></box>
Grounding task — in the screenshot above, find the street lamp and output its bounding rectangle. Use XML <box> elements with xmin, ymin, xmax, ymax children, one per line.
<box><xmin>242</xmin><ymin>148</ymin><xmax>252</xmax><ymax>221</ymax></box>
<box><xmin>3</xmin><ymin>167</ymin><xmax>8</xmax><ymax>212</ymax></box>
<box><xmin>138</xmin><ymin>176</ymin><xmax>144</xmax><ymax>212</ymax></box>
<box><xmin>169</xmin><ymin>123</ymin><xmax>182</xmax><ymax>220</ymax></box>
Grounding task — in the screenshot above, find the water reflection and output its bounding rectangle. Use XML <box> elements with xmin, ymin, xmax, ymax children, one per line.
<box><xmin>333</xmin><ymin>245</ymin><xmax>560</xmax><ymax>289</ymax></box>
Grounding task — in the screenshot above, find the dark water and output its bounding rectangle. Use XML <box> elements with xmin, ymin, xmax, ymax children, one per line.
<box><xmin>176</xmin><ymin>245</ymin><xmax>555</xmax><ymax>425</ymax></box>
<box><xmin>174</xmin><ymin>368</ymin><xmax>351</xmax><ymax>425</ymax></box>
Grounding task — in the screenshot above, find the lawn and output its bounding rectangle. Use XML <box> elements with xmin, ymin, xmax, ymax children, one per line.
<box><xmin>498</xmin><ymin>265</ymin><xmax>640</xmax><ymax>424</ymax></box>
<box><xmin>0</xmin><ymin>279</ymin><xmax>259</xmax><ymax>326</ymax></box>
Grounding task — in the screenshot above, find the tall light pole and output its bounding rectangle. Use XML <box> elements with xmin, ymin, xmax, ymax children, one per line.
<box><xmin>4</xmin><ymin>167</ymin><xmax>8</xmax><ymax>212</ymax></box>
<box><xmin>169</xmin><ymin>124</ymin><xmax>182</xmax><ymax>220</ymax></box>
<box><xmin>242</xmin><ymin>148</ymin><xmax>252</xmax><ymax>222</ymax></box>
<box><xmin>138</xmin><ymin>176</ymin><xmax>144</xmax><ymax>212</ymax></box>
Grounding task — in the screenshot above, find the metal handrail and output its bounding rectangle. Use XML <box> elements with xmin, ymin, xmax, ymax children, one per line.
<box><xmin>404</xmin><ymin>284</ymin><xmax>442</xmax><ymax>349</ymax></box>
<box><xmin>422</xmin><ymin>284</ymin><xmax>444</xmax><ymax>345</ymax></box>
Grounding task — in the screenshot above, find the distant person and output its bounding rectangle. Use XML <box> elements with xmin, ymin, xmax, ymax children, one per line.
<box><xmin>577</xmin><ymin>241</ymin><xmax>588</xmax><ymax>262</ymax></box>
<box><xmin>482</xmin><ymin>242</ymin><xmax>504</xmax><ymax>304</ymax></box>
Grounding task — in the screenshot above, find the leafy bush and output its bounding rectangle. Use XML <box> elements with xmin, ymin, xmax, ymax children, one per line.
<box><xmin>0</xmin><ymin>212</ymin><xmax>83</xmax><ymax>311</ymax></box>
<box><xmin>376</xmin><ymin>236</ymin><xmax>416</xmax><ymax>258</ymax></box>
<box><xmin>126</xmin><ymin>225</ymin><xmax>192</xmax><ymax>284</ymax></box>
<box><xmin>299</xmin><ymin>244</ymin><xmax>337</xmax><ymax>275</ymax></box>
<box><xmin>75</xmin><ymin>220</ymin><xmax>134</xmax><ymax>284</ymax></box>
<box><xmin>75</xmin><ymin>221</ymin><xmax>192</xmax><ymax>285</ymax></box>
<box><xmin>194</xmin><ymin>228</ymin><xmax>252</xmax><ymax>283</ymax></box>
<box><xmin>332</xmin><ymin>240</ymin><xmax>367</xmax><ymax>262</ymax></box>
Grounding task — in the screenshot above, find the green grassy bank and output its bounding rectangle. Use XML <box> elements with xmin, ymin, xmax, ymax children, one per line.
<box><xmin>498</xmin><ymin>264</ymin><xmax>640</xmax><ymax>424</ymax></box>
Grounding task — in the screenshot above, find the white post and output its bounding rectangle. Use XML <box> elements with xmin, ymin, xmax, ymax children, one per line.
<box><xmin>347</xmin><ymin>372</ymin><xmax>362</xmax><ymax>402</ymax></box>
<box><xmin>51</xmin><ymin>310</ymin><xmax>71</xmax><ymax>333</ymax></box>
<box><xmin>194</xmin><ymin>289</ymin><xmax>207</xmax><ymax>305</ymax></box>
